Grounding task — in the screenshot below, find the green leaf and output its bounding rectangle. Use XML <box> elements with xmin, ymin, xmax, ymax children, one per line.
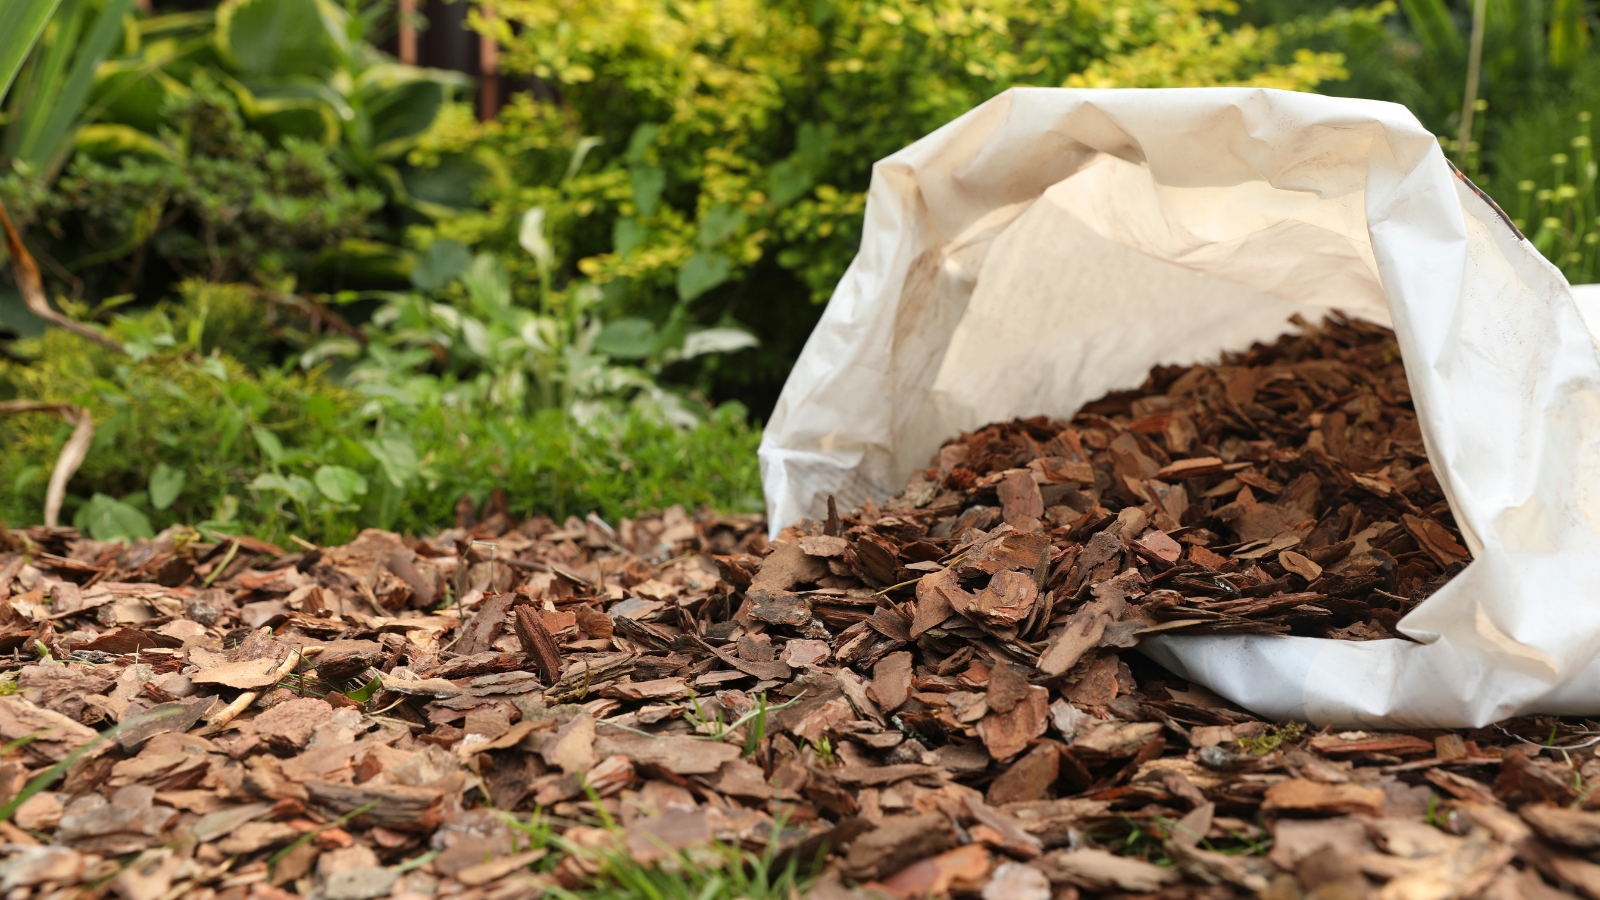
<box><xmin>461</xmin><ymin>254</ymin><xmax>512</xmax><ymax>313</ymax></box>
<box><xmin>363</xmin><ymin>436</ymin><xmax>418</xmax><ymax>488</ymax></box>
<box><xmin>631</xmin><ymin>166</ymin><xmax>666</xmax><ymax>218</ymax></box>
<box><xmin>677</xmin><ymin>252</ymin><xmax>732</xmax><ymax>302</ymax></box>
<box><xmin>80</xmin><ymin>493</ymin><xmax>155</xmax><ymax>542</ymax></box>
<box><xmin>411</xmin><ymin>239</ymin><xmax>471</xmax><ymax>292</ymax></box>
<box><xmin>343</xmin><ymin>673</ymin><xmax>382</xmax><ymax>702</ymax></box>
<box><xmin>252</xmin><ymin>426</ymin><xmax>285</xmax><ymax>463</ymax></box>
<box><xmin>216</xmin><ymin>0</ymin><xmax>344</xmax><ymax>80</ymax></box>
<box><xmin>519</xmin><ymin>207</ymin><xmax>552</xmax><ymax>267</ymax></box>
<box><xmin>313</xmin><ymin>465</ymin><xmax>367</xmax><ymax>504</ymax></box>
<box><xmin>682</xmin><ymin>327</ymin><xmax>759</xmax><ymax>358</ymax></box>
<box><xmin>613</xmin><ymin>218</ymin><xmax>646</xmax><ymax>260</ymax></box>
<box><xmin>625</xmin><ymin>122</ymin><xmax>660</xmax><ymax>165</ymax></box>
<box><xmin>9</xmin><ymin>0</ymin><xmax>135</xmax><ymax>170</ymax></box>
<box><xmin>769</xmin><ymin>158</ymin><xmax>812</xmax><ymax>208</ymax></box>
<box><xmin>365</xmin><ymin>78</ymin><xmax>444</xmax><ymax>147</ymax></box>
<box><xmin>698</xmin><ymin>204</ymin><xmax>747</xmax><ymax>249</ymax></box>
<box><xmin>149</xmin><ymin>463</ymin><xmax>186</xmax><ymax>511</ymax></box>
<box><xmin>248</xmin><ymin>472</ymin><xmax>316</xmax><ymax>503</ymax></box>
<box><xmin>0</xmin><ymin>0</ymin><xmax>62</xmax><ymax>104</ymax></box>
<box><xmin>1397</xmin><ymin>0</ymin><xmax>1464</xmax><ymax>60</ymax></box>
<box><xmin>595</xmin><ymin>317</ymin><xmax>658</xmax><ymax>359</ymax></box>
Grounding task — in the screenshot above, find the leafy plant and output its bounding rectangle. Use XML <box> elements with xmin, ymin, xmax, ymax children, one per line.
<box><xmin>394</xmin><ymin>0</ymin><xmax>1374</xmax><ymax>414</ymax></box>
<box><xmin>0</xmin><ymin>294</ymin><xmax>763</xmax><ymax>544</ymax></box>
<box><xmin>315</xmin><ymin>202</ymin><xmax>761</xmax><ymax>428</ymax></box>
<box><xmin>39</xmin><ymin>74</ymin><xmax>384</xmax><ymax>285</ymax></box>
<box><xmin>1</xmin><ymin>0</ymin><xmax>133</xmax><ymax>184</ymax></box>
<box><xmin>2</xmin><ymin>0</ymin><xmax>469</xmax><ymax>311</ymax></box>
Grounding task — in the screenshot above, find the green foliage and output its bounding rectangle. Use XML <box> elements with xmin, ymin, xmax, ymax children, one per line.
<box><xmin>549</xmin><ymin>834</ymin><xmax>813</xmax><ymax>900</ymax></box>
<box><xmin>2</xmin><ymin>0</ymin><xmax>136</xmax><ymax>179</ymax></box>
<box><xmin>1495</xmin><ymin>104</ymin><xmax>1600</xmax><ymax>281</ymax></box>
<box><xmin>1</xmin><ymin>0</ymin><xmax>468</xmax><ymax>308</ymax></box>
<box><xmin>314</xmin><ymin>213</ymin><xmax>764</xmax><ymax>427</ymax></box>
<box><xmin>36</xmin><ymin>75</ymin><xmax>383</xmax><ymax>284</ymax></box>
<box><xmin>0</xmin><ymin>0</ymin><xmax>64</xmax><ymax>102</ymax></box>
<box><xmin>0</xmin><ymin>306</ymin><xmax>762</xmax><ymax>544</ymax></box>
<box><xmin>1237</xmin><ymin>720</ymin><xmax>1307</xmax><ymax>754</ymax></box>
<box><xmin>393</xmin><ymin>0</ymin><xmax>1371</xmax><ymax>413</ymax></box>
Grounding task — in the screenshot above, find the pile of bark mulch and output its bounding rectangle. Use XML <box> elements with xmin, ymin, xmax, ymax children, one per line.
<box><xmin>3</xmin><ymin>314</ymin><xmax>1600</xmax><ymax>900</ymax></box>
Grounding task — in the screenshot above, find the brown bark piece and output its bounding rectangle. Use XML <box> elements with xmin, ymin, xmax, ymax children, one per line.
<box><xmin>912</xmin><ymin>570</ymin><xmax>962</xmax><ymax>638</ymax></box>
<box><xmin>457</xmin><ymin>592</ymin><xmax>515</xmax><ymax>657</ymax></box>
<box><xmin>591</xmin><ymin>735</ymin><xmax>741</xmax><ymax>775</ymax></box>
<box><xmin>874</xmin><ymin>844</ymin><xmax>991</xmax><ymax>898</ymax></box>
<box><xmin>986</xmin><ymin>662</ymin><xmax>1031</xmax><ymax>714</ymax></box>
<box><xmin>987</xmin><ymin>743</ymin><xmax>1059</xmax><ymax>806</ymax></box>
<box><xmin>1496</xmin><ymin>751</ymin><xmax>1578</xmax><ymax>807</ymax></box>
<box><xmin>1037</xmin><ymin>592</ymin><xmax>1123</xmax><ymax>677</ymax></box>
<box><xmin>747</xmin><ymin>589</ymin><xmax>813</xmax><ymax>626</ymax></box>
<box><xmin>1401</xmin><ymin>513</ymin><xmax>1470</xmax><ymax>567</ymax></box>
<box><xmin>1279</xmin><ymin>550</ymin><xmax>1323</xmax><ymax>581</ymax></box>
<box><xmin>1156</xmin><ymin>457</ymin><xmax>1226</xmax><ymax>481</ymax></box>
<box><xmin>840</xmin><ymin>812</ymin><xmax>959</xmax><ymax>881</ymax></box>
<box><xmin>1521</xmin><ymin>804</ymin><xmax>1600</xmax><ymax>851</ymax></box>
<box><xmin>191</xmin><ymin>656</ymin><xmax>289</xmax><ymax>690</ymax></box>
<box><xmin>513</xmin><ymin>604</ymin><xmax>564</xmax><ymax>684</ymax></box>
<box><xmin>1262</xmin><ymin>779</ymin><xmax>1385</xmax><ymax>816</ymax></box>
<box><xmin>973</xmin><ymin>570</ymin><xmax>1038</xmax><ymax>625</ymax></box>
<box><xmin>1309</xmin><ymin>733</ymin><xmax>1435</xmax><ymax>757</ymax></box>
<box><xmin>1040</xmin><ymin>848</ymin><xmax>1179</xmax><ymax>891</ymax></box>
<box><xmin>958</xmin><ymin>531</ymin><xmax>1052</xmax><ymax>578</ymax></box>
<box><xmin>752</xmin><ymin>541</ymin><xmax>828</xmax><ymax>591</ymax></box>
<box><xmin>978</xmin><ymin>685</ymin><xmax>1049</xmax><ymax>760</ymax></box>
<box><xmin>542</xmin><ymin>714</ymin><xmax>597</xmax><ymax>775</ymax></box>
<box><xmin>799</xmin><ymin>535</ymin><xmax>849</xmax><ymax>557</ymax></box>
<box><xmin>998</xmin><ymin>470</ymin><xmax>1045</xmax><ymax>523</ymax></box>
<box><xmin>869</xmin><ymin>651</ymin><xmax>914</xmax><ymax>712</ymax></box>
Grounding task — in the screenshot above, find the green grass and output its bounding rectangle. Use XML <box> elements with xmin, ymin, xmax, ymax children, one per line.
<box><xmin>0</xmin><ymin>327</ymin><xmax>764</xmax><ymax>545</ymax></box>
<box><xmin>550</xmin><ymin>834</ymin><xmax>814</xmax><ymax>900</ymax></box>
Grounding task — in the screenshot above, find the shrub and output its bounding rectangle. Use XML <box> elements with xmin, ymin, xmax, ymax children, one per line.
<box><xmin>396</xmin><ymin>0</ymin><xmax>1380</xmax><ymax>414</ymax></box>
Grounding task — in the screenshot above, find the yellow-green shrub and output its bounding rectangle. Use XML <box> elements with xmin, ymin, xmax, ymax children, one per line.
<box><xmin>403</xmin><ymin>0</ymin><xmax>1384</xmax><ymax>409</ymax></box>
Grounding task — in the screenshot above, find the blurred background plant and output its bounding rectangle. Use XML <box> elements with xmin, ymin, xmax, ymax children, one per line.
<box><xmin>3</xmin><ymin>0</ymin><xmax>1600</xmax><ymax>542</ymax></box>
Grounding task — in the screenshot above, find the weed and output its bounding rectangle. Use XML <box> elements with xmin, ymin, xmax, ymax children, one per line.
<box><xmin>1237</xmin><ymin>721</ymin><xmax>1307</xmax><ymax>755</ymax></box>
<box><xmin>743</xmin><ymin>693</ymin><xmax>770</xmax><ymax>759</ymax></box>
<box><xmin>549</xmin><ymin>833</ymin><xmax>813</xmax><ymax>900</ymax></box>
<box><xmin>0</xmin><ymin>323</ymin><xmax>763</xmax><ymax>545</ymax></box>
<box><xmin>500</xmin><ymin>808</ymin><xmax>556</xmax><ymax>855</ymax></box>
<box><xmin>266</xmin><ymin>798</ymin><xmax>381</xmax><ymax>879</ymax></box>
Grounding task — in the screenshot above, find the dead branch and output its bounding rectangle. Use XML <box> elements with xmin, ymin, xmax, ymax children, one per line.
<box><xmin>0</xmin><ymin>198</ymin><xmax>125</xmax><ymax>353</ymax></box>
<box><xmin>0</xmin><ymin>400</ymin><xmax>94</xmax><ymax>527</ymax></box>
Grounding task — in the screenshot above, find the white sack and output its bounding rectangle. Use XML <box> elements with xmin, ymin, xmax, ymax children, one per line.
<box><xmin>758</xmin><ymin>87</ymin><xmax>1600</xmax><ymax>728</ymax></box>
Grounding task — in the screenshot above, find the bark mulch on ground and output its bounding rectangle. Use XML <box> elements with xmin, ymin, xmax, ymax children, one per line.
<box><xmin>2</xmin><ymin>316</ymin><xmax>1597</xmax><ymax>900</ymax></box>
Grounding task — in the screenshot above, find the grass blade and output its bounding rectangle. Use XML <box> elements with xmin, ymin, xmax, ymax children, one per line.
<box><xmin>0</xmin><ymin>704</ymin><xmax>185</xmax><ymax>821</ymax></box>
<box><xmin>18</xmin><ymin>0</ymin><xmax>137</xmax><ymax>174</ymax></box>
<box><xmin>0</xmin><ymin>0</ymin><xmax>63</xmax><ymax>101</ymax></box>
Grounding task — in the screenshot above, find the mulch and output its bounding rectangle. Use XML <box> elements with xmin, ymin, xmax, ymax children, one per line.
<box><xmin>1</xmin><ymin>315</ymin><xmax>1596</xmax><ymax>900</ymax></box>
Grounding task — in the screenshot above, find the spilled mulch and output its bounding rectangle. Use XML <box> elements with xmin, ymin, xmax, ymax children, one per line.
<box><xmin>2</xmin><ymin>316</ymin><xmax>1598</xmax><ymax>900</ymax></box>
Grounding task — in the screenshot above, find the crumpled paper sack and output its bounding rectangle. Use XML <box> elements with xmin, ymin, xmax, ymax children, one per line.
<box><xmin>759</xmin><ymin>87</ymin><xmax>1600</xmax><ymax>728</ymax></box>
